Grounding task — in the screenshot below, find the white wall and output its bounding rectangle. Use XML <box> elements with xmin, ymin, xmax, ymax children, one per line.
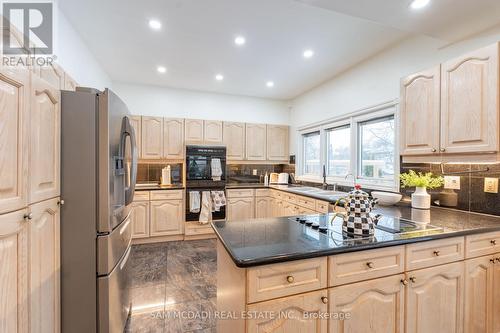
<box><xmin>54</xmin><ymin>3</ymin><xmax>111</xmax><ymax>89</ymax></box>
<box><xmin>112</xmin><ymin>82</ymin><xmax>290</xmax><ymax>124</ymax></box>
<box><xmin>289</xmin><ymin>25</ymin><xmax>500</xmax><ymax>153</ymax></box>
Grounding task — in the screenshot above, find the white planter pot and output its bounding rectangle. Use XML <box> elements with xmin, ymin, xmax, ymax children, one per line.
<box><xmin>411</xmin><ymin>187</ymin><xmax>431</xmax><ymax>209</ymax></box>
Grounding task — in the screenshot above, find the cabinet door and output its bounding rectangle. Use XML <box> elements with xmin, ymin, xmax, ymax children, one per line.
<box><xmin>255</xmin><ymin>197</ymin><xmax>270</xmax><ymax>218</ymax></box>
<box><xmin>150</xmin><ymin>200</ymin><xmax>184</xmax><ymax>236</ymax></box>
<box><xmin>464</xmin><ymin>256</ymin><xmax>491</xmax><ymax>333</ymax></box>
<box><xmin>63</xmin><ymin>72</ymin><xmax>77</xmax><ymax>91</ymax></box>
<box><xmin>129</xmin><ymin>116</ymin><xmax>142</xmax><ymax>159</ymax></box>
<box><xmin>492</xmin><ymin>257</ymin><xmax>500</xmax><ymax>333</ymax></box>
<box><xmin>0</xmin><ymin>208</ymin><xmax>29</xmax><ymax>333</ymax></box>
<box><xmin>223</xmin><ymin>122</ymin><xmax>245</xmax><ymax>160</ymax></box>
<box><xmin>247</xmin><ymin>289</ymin><xmax>327</xmax><ymax>333</ymax></box>
<box><xmin>29</xmin><ymin>198</ymin><xmax>60</xmax><ymax>333</ymax></box>
<box><xmin>246</xmin><ymin>123</ymin><xmax>266</xmax><ymax>160</ymax></box>
<box><xmin>30</xmin><ymin>76</ymin><xmax>60</xmax><ymax>204</ymax></box>
<box><xmin>185</xmin><ymin>119</ymin><xmax>204</xmax><ymax>143</ymax></box>
<box><xmin>226</xmin><ymin>197</ymin><xmax>254</xmax><ymax>221</ymax></box>
<box><xmin>406</xmin><ymin>261</ymin><xmax>464</xmax><ymax>333</ymax></box>
<box><xmin>0</xmin><ymin>67</ymin><xmax>29</xmax><ymax>214</ymax></box>
<box><xmin>400</xmin><ymin>66</ymin><xmax>441</xmax><ymax>155</ymax></box>
<box><xmin>130</xmin><ymin>201</ymin><xmax>150</xmax><ymax>239</ymax></box>
<box><xmin>329</xmin><ymin>274</ymin><xmax>404</xmax><ymax>333</ymax></box>
<box><xmin>267</xmin><ymin>125</ymin><xmax>289</xmax><ymax>161</ymax></box>
<box><xmin>163</xmin><ymin>118</ymin><xmax>184</xmax><ymax>159</ymax></box>
<box><xmin>204</xmin><ymin>120</ymin><xmax>223</xmax><ymax>144</ymax></box>
<box><xmin>441</xmin><ymin>43</ymin><xmax>499</xmax><ymax>154</ymax></box>
<box><xmin>39</xmin><ymin>63</ymin><xmax>64</xmax><ymax>90</ymax></box>
<box><xmin>141</xmin><ymin>116</ymin><xmax>163</xmax><ymax>159</ymax></box>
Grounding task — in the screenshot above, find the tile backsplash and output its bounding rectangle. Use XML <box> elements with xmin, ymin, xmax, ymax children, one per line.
<box><xmin>227</xmin><ymin>164</ymin><xmax>284</xmax><ymax>183</ymax></box>
<box><xmin>137</xmin><ymin>163</ymin><xmax>183</xmax><ymax>184</ymax></box>
<box><xmin>400</xmin><ymin>162</ymin><xmax>500</xmax><ymax>216</ymax></box>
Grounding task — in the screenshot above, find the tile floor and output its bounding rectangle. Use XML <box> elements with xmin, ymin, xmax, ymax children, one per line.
<box><xmin>125</xmin><ymin>239</ymin><xmax>217</xmax><ymax>333</ymax></box>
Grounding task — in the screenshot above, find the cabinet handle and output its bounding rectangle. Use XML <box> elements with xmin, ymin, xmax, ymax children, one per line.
<box><xmin>401</xmin><ymin>279</ymin><xmax>409</xmax><ymax>286</ymax></box>
<box><xmin>286</xmin><ymin>275</ymin><xmax>294</xmax><ymax>283</ymax></box>
<box><xmin>409</xmin><ymin>276</ymin><xmax>417</xmax><ymax>283</ymax></box>
<box><xmin>491</xmin><ymin>240</ymin><xmax>497</xmax><ymax>246</ymax></box>
<box><xmin>431</xmin><ymin>148</ymin><xmax>437</xmax><ymax>153</ymax></box>
<box><xmin>440</xmin><ymin>148</ymin><xmax>446</xmax><ymax>152</ymax></box>
<box><xmin>321</xmin><ymin>296</ymin><xmax>328</xmax><ymax>304</ymax></box>
<box><xmin>57</xmin><ymin>199</ymin><xmax>65</xmax><ymax>206</ymax></box>
<box><xmin>433</xmin><ymin>250</ymin><xmax>440</xmax><ymax>256</ymax></box>
<box><xmin>23</xmin><ymin>213</ymin><xmax>33</xmax><ymax>221</ymax></box>
<box><xmin>366</xmin><ymin>261</ymin><xmax>374</xmax><ymax>269</ymax></box>
<box><xmin>490</xmin><ymin>259</ymin><xmax>496</xmax><ymax>264</ymax></box>
<box><xmin>496</xmin><ymin>258</ymin><xmax>500</xmax><ymax>263</ymax></box>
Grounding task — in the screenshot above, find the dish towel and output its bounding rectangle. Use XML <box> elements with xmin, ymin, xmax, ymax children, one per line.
<box><xmin>211</xmin><ymin>158</ymin><xmax>222</xmax><ymax>181</ymax></box>
<box><xmin>211</xmin><ymin>191</ymin><xmax>226</xmax><ymax>212</ymax></box>
<box><xmin>189</xmin><ymin>191</ymin><xmax>200</xmax><ymax>213</ymax></box>
<box><xmin>199</xmin><ymin>191</ymin><xmax>213</xmax><ymax>224</ymax></box>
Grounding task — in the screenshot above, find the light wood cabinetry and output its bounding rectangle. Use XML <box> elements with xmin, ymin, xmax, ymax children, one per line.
<box><xmin>465</xmin><ymin>231</ymin><xmax>500</xmax><ymax>258</ymax></box>
<box><xmin>129</xmin><ymin>116</ymin><xmax>142</xmax><ymax>159</ymax></box>
<box><xmin>29</xmin><ymin>198</ymin><xmax>60</xmax><ymax>333</ymax></box>
<box><xmin>0</xmin><ymin>208</ymin><xmax>28</xmax><ymax>333</ymax></box>
<box><xmin>441</xmin><ymin>43</ymin><xmax>499</xmax><ymax>154</ymax></box>
<box><xmin>203</xmin><ymin>120</ymin><xmax>223</xmax><ymax>144</ymax></box>
<box><xmin>267</xmin><ymin>125</ymin><xmax>289</xmax><ymax>161</ymax></box>
<box><xmin>255</xmin><ymin>196</ymin><xmax>272</xmax><ymax>218</ymax></box>
<box><xmin>163</xmin><ymin>118</ymin><xmax>184</xmax><ymax>159</ymax></box>
<box><xmin>405</xmin><ymin>236</ymin><xmax>464</xmax><ymax>270</ymax></box>
<box><xmin>246</xmin><ymin>123</ymin><xmax>267</xmax><ymax>160</ymax></box>
<box><xmin>63</xmin><ymin>72</ymin><xmax>77</xmax><ymax>91</ymax></box>
<box><xmin>226</xmin><ymin>197</ymin><xmax>254</xmax><ymax>221</ymax></box>
<box><xmin>0</xmin><ymin>66</ymin><xmax>29</xmax><ymax>214</ymax></box>
<box><xmin>185</xmin><ymin>119</ymin><xmax>204</xmax><ymax>143</ymax></box>
<box><xmin>329</xmin><ymin>274</ymin><xmax>405</xmax><ymax>333</ymax></box>
<box><xmin>39</xmin><ymin>63</ymin><xmax>64</xmax><ymax>90</ymax></box>
<box><xmin>406</xmin><ymin>261</ymin><xmax>464</xmax><ymax>333</ymax></box>
<box><xmin>247</xmin><ymin>290</ymin><xmax>328</xmax><ymax>333</ymax></box>
<box><xmin>223</xmin><ymin>122</ymin><xmax>245</xmax><ymax>160</ymax></box>
<box><xmin>492</xmin><ymin>258</ymin><xmax>500</xmax><ymax>333</ymax></box>
<box><xmin>29</xmin><ymin>76</ymin><xmax>60</xmax><ymax>204</ymax></box>
<box><xmin>141</xmin><ymin>116</ymin><xmax>163</xmax><ymax>159</ymax></box>
<box><xmin>130</xmin><ymin>201</ymin><xmax>150</xmax><ymax>239</ymax></box>
<box><xmin>400</xmin><ymin>66</ymin><xmax>441</xmax><ymax>155</ymax></box>
<box><xmin>150</xmin><ymin>199</ymin><xmax>184</xmax><ymax>236</ymax></box>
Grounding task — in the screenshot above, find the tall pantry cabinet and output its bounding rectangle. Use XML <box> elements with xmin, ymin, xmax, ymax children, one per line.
<box><xmin>0</xmin><ymin>59</ymin><xmax>63</xmax><ymax>333</ymax></box>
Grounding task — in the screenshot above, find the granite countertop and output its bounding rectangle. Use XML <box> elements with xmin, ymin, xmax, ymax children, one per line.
<box><xmin>212</xmin><ymin>205</ymin><xmax>500</xmax><ymax>268</ymax></box>
<box><xmin>135</xmin><ymin>183</ymin><xmax>185</xmax><ymax>191</ymax></box>
<box><xmin>226</xmin><ymin>183</ymin><xmax>269</xmax><ymax>189</ymax></box>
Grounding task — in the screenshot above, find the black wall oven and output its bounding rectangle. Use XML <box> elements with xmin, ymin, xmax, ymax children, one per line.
<box><xmin>185</xmin><ymin>145</ymin><xmax>227</xmax><ymax>221</ymax></box>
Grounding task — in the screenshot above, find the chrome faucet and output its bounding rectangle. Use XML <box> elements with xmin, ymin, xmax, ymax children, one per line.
<box><xmin>345</xmin><ymin>173</ymin><xmax>355</xmax><ymax>187</ymax></box>
<box><xmin>322</xmin><ymin>165</ymin><xmax>328</xmax><ymax>190</ymax></box>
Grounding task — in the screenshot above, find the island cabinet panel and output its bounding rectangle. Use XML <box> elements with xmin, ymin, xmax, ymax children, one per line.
<box><xmin>400</xmin><ymin>66</ymin><xmax>441</xmax><ymax>156</ymax></box>
<box><xmin>328</xmin><ymin>274</ymin><xmax>405</xmax><ymax>333</ymax></box>
<box><xmin>223</xmin><ymin>121</ymin><xmax>245</xmax><ymax>160</ymax></box>
<box><xmin>328</xmin><ymin>246</ymin><xmax>405</xmax><ymax>286</ymax></box>
<box><xmin>163</xmin><ymin>118</ymin><xmax>184</xmax><ymax>159</ymax></box>
<box><xmin>141</xmin><ymin>116</ymin><xmax>163</xmax><ymax>159</ymax></box>
<box><xmin>405</xmin><ymin>261</ymin><xmax>464</xmax><ymax>333</ymax></box>
<box><xmin>464</xmin><ymin>255</ymin><xmax>491</xmax><ymax>333</ymax></box>
<box><xmin>247</xmin><ymin>257</ymin><xmax>327</xmax><ymax>303</ymax></box>
<box><xmin>405</xmin><ymin>236</ymin><xmax>464</xmax><ymax>270</ymax></box>
<box><xmin>440</xmin><ymin>43</ymin><xmax>499</xmax><ymax>154</ymax></box>
<box><xmin>465</xmin><ymin>231</ymin><xmax>500</xmax><ymax>258</ymax></box>
<box><xmin>247</xmin><ymin>289</ymin><xmax>328</xmax><ymax>333</ymax></box>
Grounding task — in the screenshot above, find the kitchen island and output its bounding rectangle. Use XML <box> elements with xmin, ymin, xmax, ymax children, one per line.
<box><xmin>212</xmin><ymin>206</ymin><xmax>500</xmax><ymax>333</ymax></box>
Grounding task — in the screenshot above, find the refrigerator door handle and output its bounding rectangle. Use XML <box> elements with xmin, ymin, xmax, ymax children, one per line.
<box><xmin>119</xmin><ymin>116</ymin><xmax>138</xmax><ymax>206</ymax></box>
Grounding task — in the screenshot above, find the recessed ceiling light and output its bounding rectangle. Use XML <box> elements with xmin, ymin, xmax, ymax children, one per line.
<box><xmin>266</xmin><ymin>81</ymin><xmax>274</xmax><ymax>88</ymax></box>
<box><xmin>410</xmin><ymin>0</ymin><xmax>430</xmax><ymax>10</ymax></box>
<box><xmin>234</xmin><ymin>36</ymin><xmax>246</xmax><ymax>46</ymax></box>
<box><xmin>215</xmin><ymin>74</ymin><xmax>224</xmax><ymax>81</ymax></box>
<box><xmin>157</xmin><ymin>66</ymin><xmax>167</xmax><ymax>73</ymax></box>
<box><xmin>148</xmin><ymin>19</ymin><xmax>162</xmax><ymax>30</ymax></box>
<box><xmin>303</xmin><ymin>49</ymin><xmax>314</xmax><ymax>59</ymax></box>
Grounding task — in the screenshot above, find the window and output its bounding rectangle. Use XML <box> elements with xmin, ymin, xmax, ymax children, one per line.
<box><xmin>326</xmin><ymin>125</ymin><xmax>350</xmax><ymax>177</ymax></box>
<box><xmin>358</xmin><ymin>116</ymin><xmax>395</xmax><ymax>184</ymax></box>
<box><xmin>302</xmin><ymin>131</ymin><xmax>320</xmax><ymax>175</ymax></box>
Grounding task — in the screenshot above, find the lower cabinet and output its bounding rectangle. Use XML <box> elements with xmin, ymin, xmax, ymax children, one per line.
<box><xmin>329</xmin><ymin>274</ymin><xmax>405</xmax><ymax>333</ymax></box>
<box><xmin>255</xmin><ymin>197</ymin><xmax>272</xmax><ymax>219</ymax></box>
<box><xmin>130</xmin><ymin>201</ymin><xmax>150</xmax><ymax>239</ymax></box>
<box><xmin>150</xmin><ymin>199</ymin><xmax>184</xmax><ymax>236</ymax></box>
<box><xmin>247</xmin><ymin>290</ymin><xmax>328</xmax><ymax>333</ymax></box>
<box><xmin>226</xmin><ymin>197</ymin><xmax>255</xmax><ymax>221</ymax></box>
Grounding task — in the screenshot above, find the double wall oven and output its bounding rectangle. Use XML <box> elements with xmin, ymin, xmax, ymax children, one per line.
<box><xmin>186</xmin><ymin>145</ymin><xmax>227</xmax><ymax>221</ymax></box>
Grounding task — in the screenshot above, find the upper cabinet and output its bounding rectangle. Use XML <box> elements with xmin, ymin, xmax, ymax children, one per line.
<box><xmin>141</xmin><ymin>116</ymin><xmax>163</xmax><ymax>159</ymax></box>
<box><xmin>400</xmin><ymin>66</ymin><xmax>441</xmax><ymax>156</ymax></box>
<box><xmin>441</xmin><ymin>44</ymin><xmax>499</xmax><ymax>154</ymax></box>
<box><xmin>63</xmin><ymin>72</ymin><xmax>78</xmax><ymax>91</ymax></box>
<box><xmin>246</xmin><ymin>123</ymin><xmax>267</xmax><ymax>160</ymax></box>
<box><xmin>267</xmin><ymin>125</ymin><xmax>289</xmax><ymax>161</ymax></box>
<box><xmin>29</xmin><ymin>76</ymin><xmax>60</xmax><ymax>204</ymax></box>
<box><xmin>129</xmin><ymin>116</ymin><xmax>142</xmax><ymax>158</ymax></box>
<box><xmin>185</xmin><ymin>119</ymin><xmax>204</xmax><ymax>144</ymax></box>
<box><xmin>223</xmin><ymin>122</ymin><xmax>246</xmax><ymax>160</ymax></box>
<box><xmin>163</xmin><ymin>118</ymin><xmax>184</xmax><ymax>159</ymax></box>
<box><xmin>38</xmin><ymin>63</ymin><xmax>64</xmax><ymax>90</ymax></box>
<box><xmin>204</xmin><ymin>120</ymin><xmax>223</xmax><ymax>144</ymax></box>
<box><xmin>400</xmin><ymin>42</ymin><xmax>500</xmax><ymax>162</ymax></box>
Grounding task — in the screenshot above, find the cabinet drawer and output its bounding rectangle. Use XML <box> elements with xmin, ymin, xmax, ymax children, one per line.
<box><xmin>296</xmin><ymin>195</ymin><xmax>316</xmax><ymax>210</ymax></box>
<box><xmin>282</xmin><ymin>193</ymin><xmax>297</xmax><ymax>203</ymax></box>
<box><xmin>247</xmin><ymin>257</ymin><xmax>327</xmax><ymax>303</ymax></box>
<box><xmin>272</xmin><ymin>190</ymin><xmax>283</xmax><ymax>199</ymax></box>
<box><xmin>329</xmin><ymin>246</ymin><xmax>405</xmax><ymax>286</ymax></box>
<box><xmin>315</xmin><ymin>200</ymin><xmax>329</xmax><ymax>213</ymax></box>
<box><xmin>465</xmin><ymin>231</ymin><xmax>500</xmax><ymax>258</ymax></box>
<box><xmin>255</xmin><ymin>189</ymin><xmax>271</xmax><ymax>197</ymax></box>
<box><xmin>150</xmin><ymin>190</ymin><xmax>183</xmax><ymax>201</ymax></box>
<box><xmin>406</xmin><ymin>237</ymin><xmax>464</xmax><ymax>270</ymax></box>
<box><xmin>133</xmin><ymin>191</ymin><xmax>150</xmax><ymax>201</ymax></box>
<box><xmin>226</xmin><ymin>189</ymin><xmax>254</xmax><ymax>198</ymax></box>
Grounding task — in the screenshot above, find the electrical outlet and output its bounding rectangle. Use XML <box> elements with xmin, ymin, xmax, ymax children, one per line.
<box><xmin>444</xmin><ymin>176</ymin><xmax>460</xmax><ymax>190</ymax></box>
<box><xmin>252</xmin><ymin>169</ymin><xmax>258</xmax><ymax>176</ymax></box>
<box><xmin>484</xmin><ymin>178</ymin><xmax>499</xmax><ymax>193</ymax></box>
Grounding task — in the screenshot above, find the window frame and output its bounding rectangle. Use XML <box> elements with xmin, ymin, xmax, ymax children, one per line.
<box><xmin>301</xmin><ymin>130</ymin><xmax>321</xmax><ymax>176</ymax></box>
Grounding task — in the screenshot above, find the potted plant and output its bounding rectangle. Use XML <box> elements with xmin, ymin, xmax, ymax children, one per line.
<box><xmin>400</xmin><ymin>170</ymin><xmax>444</xmax><ymax>209</ymax></box>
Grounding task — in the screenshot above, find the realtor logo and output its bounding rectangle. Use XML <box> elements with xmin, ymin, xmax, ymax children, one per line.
<box><xmin>2</xmin><ymin>2</ymin><xmax>53</xmax><ymax>55</ymax></box>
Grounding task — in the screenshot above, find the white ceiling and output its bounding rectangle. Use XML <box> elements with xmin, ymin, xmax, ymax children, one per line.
<box><xmin>58</xmin><ymin>0</ymin><xmax>500</xmax><ymax>100</ymax></box>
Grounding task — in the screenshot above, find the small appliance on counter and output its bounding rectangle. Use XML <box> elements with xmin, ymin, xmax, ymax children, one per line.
<box><xmin>278</xmin><ymin>173</ymin><xmax>289</xmax><ymax>184</ymax></box>
<box><xmin>269</xmin><ymin>172</ymin><xmax>279</xmax><ymax>184</ymax></box>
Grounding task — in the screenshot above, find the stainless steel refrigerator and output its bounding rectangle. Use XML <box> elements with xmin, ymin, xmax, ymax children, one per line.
<box><xmin>60</xmin><ymin>88</ymin><xmax>138</xmax><ymax>333</ymax></box>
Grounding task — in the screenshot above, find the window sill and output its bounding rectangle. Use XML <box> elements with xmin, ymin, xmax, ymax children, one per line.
<box><xmin>296</xmin><ymin>175</ymin><xmax>399</xmax><ymax>192</ymax></box>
